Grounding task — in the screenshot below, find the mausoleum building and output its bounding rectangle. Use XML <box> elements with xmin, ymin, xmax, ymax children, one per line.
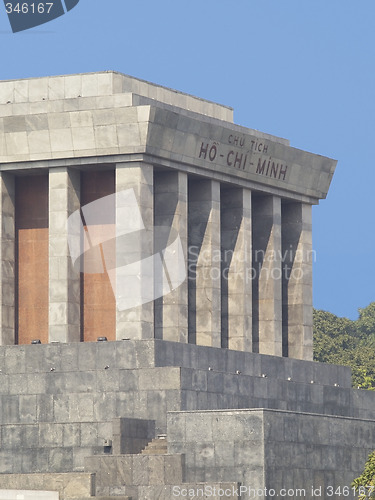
<box><xmin>0</xmin><ymin>72</ymin><xmax>372</xmax><ymax>500</ymax></box>
<box><xmin>0</xmin><ymin>71</ymin><xmax>335</xmax><ymax>359</ymax></box>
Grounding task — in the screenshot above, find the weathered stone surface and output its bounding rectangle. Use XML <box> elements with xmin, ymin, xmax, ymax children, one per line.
<box><xmin>0</xmin><ymin>491</ymin><xmax>58</xmax><ymax>500</ymax></box>
<box><xmin>0</xmin><ymin>473</ymin><xmax>94</xmax><ymax>499</ymax></box>
<box><xmin>0</xmin><ymin>340</ymin><xmax>370</xmax><ymax>499</ymax></box>
<box><xmin>112</xmin><ymin>417</ymin><xmax>155</xmax><ymax>455</ymax></box>
<box><xmin>221</xmin><ymin>187</ymin><xmax>252</xmax><ymax>351</ymax></box>
<box><xmin>282</xmin><ymin>202</ymin><xmax>313</xmax><ymax>360</ymax></box>
<box><xmin>49</xmin><ymin>167</ymin><xmax>81</xmax><ymax>343</ymax></box>
<box><xmin>252</xmin><ymin>196</ymin><xmax>282</xmax><ymax>356</ymax></box>
<box><xmin>0</xmin><ymin>172</ymin><xmax>15</xmax><ymax>346</ymax></box>
<box><xmin>115</xmin><ymin>162</ymin><xmax>154</xmax><ymax>341</ymax></box>
<box><xmin>154</xmin><ymin>171</ymin><xmax>188</xmax><ymax>343</ymax></box>
<box><xmin>0</xmin><ymin>72</ymin><xmax>335</xmax><ymax>205</ymax></box>
<box><xmin>167</xmin><ymin>409</ymin><xmax>375</xmax><ymax>499</ymax></box>
<box><xmin>188</xmin><ymin>180</ymin><xmax>221</xmax><ymax>347</ymax></box>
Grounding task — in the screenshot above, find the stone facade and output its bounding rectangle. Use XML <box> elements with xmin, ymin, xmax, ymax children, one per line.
<box><xmin>0</xmin><ymin>340</ymin><xmax>373</xmax><ymax>496</ymax></box>
<box><xmin>168</xmin><ymin>409</ymin><xmax>375</xmax><ymax>499</ymax></box>
<box><xmin>0</xmin><ymin>338</ymin><xmax>371</xmax><ymax>498</ymax></box>
<box><xmin>0</xmin><ymin>474</ymin><xmax>93</xmax><ymax>498</ymax></box>
<box><xmin>0</xmin><ymin>73</ymin><xmax>372</xmax><ymax>500</ymax></box>
<box><xmin>0</xmin><ymin>71</ymin><xmax>336</xmax><ymax>359</ymax></box>
<box><xmin>49</xmin><ymin>167</ymin><xmax>81</xmax><ymax>343</ymax></box>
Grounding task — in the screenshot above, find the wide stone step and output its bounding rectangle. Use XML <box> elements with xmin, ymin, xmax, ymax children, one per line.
<box><xmin>73</xmin><ymin>497</ymin><xmax>131</xmax><ymax>500</ymax></box>
<box><xmin>141</xmin><ymin>449</ymin><xmax>167</xmax><ymax>455</ymax></box>
<box><xmin>144</xmin><ymin>440</ymin><xmax>167</xmax><ymax>446</ymax></box>
<box><xmin>141</xmin><ymin>449</ymin><xmax>168</xmax><ymax>455</ymax></box>
<box><xmin>141</xmin><ymin>446</ymin><xmax>168</xmax><ymax>455</ymax></box>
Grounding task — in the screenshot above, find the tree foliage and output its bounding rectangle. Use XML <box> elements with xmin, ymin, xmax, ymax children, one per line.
<box><xmin>313</xmin><ymin>302</ymin><xmax>375</xmax><ymax>389</ymax></box>
<box><xmin>358</xmin><ymin>303</ymin><xmax>375</xmax><ymax>339</ymax></box>
<box><xmin>352</xmin><ymin>451</ymin><xmax>375</xmax><ymax>499</ymax></box>
<box><xmin>315</xmin><ymin>304</ymin><xmax>375</xmax><ymax>496</ymax></box>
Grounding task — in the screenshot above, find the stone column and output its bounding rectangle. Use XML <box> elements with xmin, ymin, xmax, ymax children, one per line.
<box><xmin>0</xmin><ymin>173</ymin><xmax>15</xmax><ymax>345</ymax></box>
<box><xmin>221</xmin><ymin>187</ymin><xmax>252</xmax><ymax>352</ymax></box>
<box><xmin>49</xmin><ymin>167</ymin><xmax>81</xmax><ymax>343</ymax></box>
<box><xmin>154</xmin><ymin>171</ymin><xmax>188</xmax><ymax>343</ymax></box>
<box><xmin>115</xmin><ymin>162</ymin><xmax>154</xmax><ymax>340</ymax></box>
<box><xmin>252</xmin><ymin>195</ymin><xmax>282</xmax><ymax>356</ymax></box>
<box><xmin>188</xmin><ymin>179</ymin><xmax>221</xmax><ymax>347</ymax></box>
<box><xmin>282</xmin><ymin>202</ymin><xmax>313</xmax><ymax>360</ymax></box>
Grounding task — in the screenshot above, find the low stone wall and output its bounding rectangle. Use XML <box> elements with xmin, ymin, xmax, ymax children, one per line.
<box><xmin>85</xmin><ymin>453</ymin><xmax>184</xmax><ymax>498</ymax></box>
<box><xmin>0</xmin><ymin>473</ymin><xmax>94</xmax><ymax>499</ymax></box>
<box><xmin>167</xmin><ymin>409</ymin><xmax>375</xmax><ymax>500</ymax></box>
<box><xmin>0</xmin><ymin>491</ymin><xmax>58</xmax><ymax>500</ymax></box>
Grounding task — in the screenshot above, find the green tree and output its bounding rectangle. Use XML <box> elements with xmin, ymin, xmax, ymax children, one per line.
<box><xmin>352</xmin><ymin>451</ymin><xmax>375</xmax><ymax>499</ymax></box>
<box><xmin>313</xmin><ymin>302</ymin><xmax>375</xmax><ymax>390</ymax></box>
<box><xmin>358</xmin><ymin>302</ymin><xmax>375</xmax><ymax>339</ymax></box>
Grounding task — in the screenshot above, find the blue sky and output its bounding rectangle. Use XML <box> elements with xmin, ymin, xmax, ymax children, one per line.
<box><xmin>1</xmin><ymin>0</ymin><xmax>373</xmax><ymax>319</ymax></box>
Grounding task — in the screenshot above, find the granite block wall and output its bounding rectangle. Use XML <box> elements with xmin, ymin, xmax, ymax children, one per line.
<box><xmin>0</xmin><ymin>473</ymin><xmax>94</xmax><ymax>499</ymax></box>
<box><xmin>167</xmin><ymin>409</ymin><xmax>375</xmax><ymax>500</ymax></box>
<box><xmin>167</xmin><ymin>410</ymin><xmax>265</xmax><ymax>488</ymax></box>
<box><xmin>263</xmin><ymin>410</ymin><xmax>374</xmax><ymax>499</ymax></box>
<box><xmin>152</xmin><ymin>339</ymin><xmax>352</xmax><ymax>388</ymax></box>
<box><xmin>112</xmin><ymin>417</ymin><xmax>155</xmax><ymax>455</ymax></box>
<box><xmin>85</xmin><ymin>453</ymin><xmax>185</xmax><ymax>498</ymax></box>
<box><xmin>84</xmin><ymin>451</ymin><xmax>241</xmax><ymax>500</ymax></box>
<box><xmin>0</xmin><ymin>340</ymin><xmax>373</xmax><ymax>476</ymax></box>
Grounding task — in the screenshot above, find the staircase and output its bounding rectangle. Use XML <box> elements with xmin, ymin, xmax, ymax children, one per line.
<box><xmin>141</xmin><ymin>434</ymin><xmax>168</xmax><ymax>455</ymax></box>
<box><xmin>83</xmin><ymin>435</ymin><xmax>185</xmax><ymax>500</ymax></box>
<box><xmin>71</xmin><ymin>422</ymin><xmax>242</xmax><ymax>499</ymax></box>
<box><xmin>0</xmin><ymin>432</ymin><xmax>239</xmax><ymax>499</ymax></box>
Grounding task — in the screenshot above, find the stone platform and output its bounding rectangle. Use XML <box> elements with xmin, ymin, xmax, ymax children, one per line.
<box><xmin>0</xmin><ymin>340</ymin><xmax>373</xmax><ymax>499</ymax></box>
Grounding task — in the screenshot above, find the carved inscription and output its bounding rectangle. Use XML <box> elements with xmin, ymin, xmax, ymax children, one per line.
<box><xmin>197</xmin><ymin>134</ymin><xmax>290</xmax><ymax>182</ymax></box>
<box><xmin>199</xmin><ymin>142</ymin><xmax>248</xmax><ymax>171</ymax></box>
<box><xmin>256</xmin><ymin>157</ymin><xmax>288</xmax><ymax>181</ymax></box>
